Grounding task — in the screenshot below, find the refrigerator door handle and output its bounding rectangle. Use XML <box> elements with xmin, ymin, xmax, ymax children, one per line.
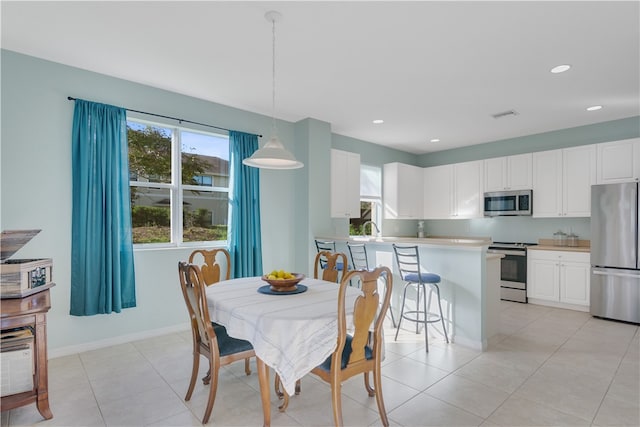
<box><xmin>592</xmin><ymin>270</ymin><xmax>640</xmax><ymax>279</ymax></box>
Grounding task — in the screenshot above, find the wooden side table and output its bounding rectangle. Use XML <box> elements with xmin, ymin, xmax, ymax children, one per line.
<box><xmin>1</xmin><ymin>288</ymin><xmax>53</xmax><ymax>419</ymax></box>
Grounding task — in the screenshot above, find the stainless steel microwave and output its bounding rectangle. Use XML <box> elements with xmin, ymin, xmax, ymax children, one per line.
<box><xmin>484</xmin><ymin>190</ymin><xmax>532</xmax><ymax>216</ymax></box>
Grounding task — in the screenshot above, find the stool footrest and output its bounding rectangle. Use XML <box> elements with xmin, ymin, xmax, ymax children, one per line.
<box><xmin>400</xmin><ymin>310</ymin><xmax>443</xmax><ymax>324</ymax></box>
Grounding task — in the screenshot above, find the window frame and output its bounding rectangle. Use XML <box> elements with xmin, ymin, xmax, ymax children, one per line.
<box><xmin>350</xmin><ymin>163</ymin><xmax>383</xmax><ymax>237</ymax></box>
<box><xmin>127</xmin><ymin>118</ymin><xmax>230</xmax><ymax>249</ymax></box>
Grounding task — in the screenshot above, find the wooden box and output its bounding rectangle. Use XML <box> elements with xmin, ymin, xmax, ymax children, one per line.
<box><xmin>1</xmin><ymin>230</ymin><xmax>53</xmax><ymax>299</ymax></box>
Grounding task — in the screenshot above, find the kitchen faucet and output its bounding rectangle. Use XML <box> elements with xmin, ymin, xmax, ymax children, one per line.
<box><xmin>361</xmin><ymin>220</ymin><xmax>381</xmax><ymax>238</ymax></box>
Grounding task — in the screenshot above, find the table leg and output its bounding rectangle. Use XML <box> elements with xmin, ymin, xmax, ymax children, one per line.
<box><xmin>256</xmin><ymin>357</ymin><xmax>271</xmax><ymax>427</ymax></box>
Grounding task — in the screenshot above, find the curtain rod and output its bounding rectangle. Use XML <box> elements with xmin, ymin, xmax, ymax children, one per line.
<box><xmin>67</xmin><ymin>96</ymin><xmax>262</xmax><ymax>138</ymax></box>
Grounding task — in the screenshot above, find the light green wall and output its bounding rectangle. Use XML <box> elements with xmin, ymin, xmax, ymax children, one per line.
<box><xmin>0</xmin><ymin>50</ymin><xmax>301</xmax><ymax>352</ymax></box>
<box><xmin>2</xmin><ymin>48</ymin><xmax>637</xmax><ymax>353</ymax></box>
<box><xmin>0</xmin><ymin>49</ymin><xmax>417</xmax><ymax>354</ymax></box>
<box><xmin>418</xmin><ymin>116</ymin><xmax>640</xmax><ymax>167</ymax></box>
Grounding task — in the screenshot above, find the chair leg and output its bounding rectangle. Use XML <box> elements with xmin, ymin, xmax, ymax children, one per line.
<box><xmin>421</xmin><ymin>283</ymin><xmax>430</xmax><ymax>353</ymax></box>
<box><xmin>244</xmin><ymin>357</ymin><xmax>251</xmax><ymax>375</ymax></box>
<box><xmin>373</xmin><ymin>364</ymin><xmax>390</xmax><ymax>427</ymax></box>
<box><xmin>330</xmin><ymin>379</ymin><xmax>344</xmax><ymax>427</ymax></box>
<box><xmin>295</xmin><ymin>379</ymin><xmax>301</xmax><ymax>395</ymax></box>
<box><xmin>394</xmin><ymin>283</ymin><xmax>410</xmax><ymax>341</ymax></box>
<box><xmin>434</xmin><ymin>284</ymin><xmax>449</xmax><ymax>343</ymax></box>
<box><xmin>274</xmin><ymin>374</ymin><xmax>284</xmax><ymax>399</ymax></box>
<box><xmin>364</xmin><ymin>372</ymin><xmax>375</xmax><ymax>396</ymax></box>
<box><xmin>202</xmin><ymin>358</ymin><xmax>219</xmax><ymax>424</ymax></box>
<box><xmin>185</xmin><ymin>350</ymin><xmax>200</xmax><ymax>401</ymax></box>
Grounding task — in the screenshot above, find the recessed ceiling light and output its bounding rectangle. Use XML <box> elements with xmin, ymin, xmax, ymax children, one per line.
<box><xmin>587</xmin><ymin>105</ymin><xmax>603</xmax><ymax>111</ymax></box>
<box><xmin>550</xmin><ymin>64</ymin><xmax>571</xmax><ymax>73</ymax></box>
<box><xmin>430</xmin><ymin>138</ymin><xmax>440</xmax><ymax>143</ymax></box>
<box><xmin>372</xmin><ymin>119</ymin><xmax>384</xmax><ymax>124</ymax></box>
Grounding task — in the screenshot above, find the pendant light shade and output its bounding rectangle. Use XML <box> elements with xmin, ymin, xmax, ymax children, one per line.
<box><xmin>243</xmin><ymin>10</ymin><xmax>303</xmax><ymax>170</ymax></box>
<box><xmin>242</xmin><ymin>135</ymin><xmax>303</xmax><ymax>169</ymax></box>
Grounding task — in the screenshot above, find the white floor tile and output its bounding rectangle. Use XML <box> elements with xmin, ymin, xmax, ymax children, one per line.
<box><xmin>389</xmin><ymin>393</ymin><xmax>484</xmax><ymax>426</ymax></box>
<box><xmin>381</xmin><ymin>356</ymin><xmax>449</xmax><ymax>391</ymax></box>
<box><xmin>4</xmin><ymin>301</ymin><xmax>638</xmax><ymax>427</ymax></box>
<box><xmin>425</xmin><ymin>374</ymin><xmax>510</xmax><ymax>418</ymax></box>
<box><xmin>486</xmin><ymin>395</ymin><xmax>592</xmax><ymax>426</ymax></box>
<box><xmin>592</xmin><ymin>395</ymin><xmax>640</xmax><ymax>427</ymax></box>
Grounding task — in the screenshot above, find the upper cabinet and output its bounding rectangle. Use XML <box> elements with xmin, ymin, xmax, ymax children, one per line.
<box><xmin>532</xmin><ymin>145</ymin><xmax>596</xmax><ymax>217</ymax></box>
<box><xmin>330</xmin><ymin>149</ymin><xmax>360</xmax><ymax>218</ymax></box>
<box><xmin>596</xmin><ymin>138</ymin><xmax>640</xmax><ymax>184</ymax></box>
<box><xmin>484</xmin><ymin>153</ymin><xmax>532</xmax><ymax>192</ymax></box>
<box><xmin>453</xmin><ymin>160</ymin><xmax>484</xmax><ymax>218</ymax></box>
<box><xmin>423</xmin><ymin>164</ymin><xmax>452</xmax><ymax>219</ymax></box>
<box><xmin>384</xmin><ymin>163</ymin><xmax>423</xmax><ymax>219</ymax></box>
<box><xmin>423</xmin><ymin>160</ymin><xmax>483</xmax><ymax>219</ymax></box>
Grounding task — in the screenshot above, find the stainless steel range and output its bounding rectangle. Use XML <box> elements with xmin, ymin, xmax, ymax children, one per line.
<box><xmin>487</xmin><ymin>242</ymin><xmax>538</xmax><ymax>303</ymax></box>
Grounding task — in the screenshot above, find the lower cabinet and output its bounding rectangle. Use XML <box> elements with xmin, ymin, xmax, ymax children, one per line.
<box><xmin>527</xmin><ymin>249</ymin><xmax>590</xmax><ymax>310</ymax></box>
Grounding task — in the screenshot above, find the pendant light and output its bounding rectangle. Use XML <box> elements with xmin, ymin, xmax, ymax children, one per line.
<box><xmin>243</xmin><ymin>10</ymin><xmax>304</xmax><ymax>170</ymax></box>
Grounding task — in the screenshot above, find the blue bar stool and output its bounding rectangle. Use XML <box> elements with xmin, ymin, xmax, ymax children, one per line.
<box><xmin>392</xmin><ymin>244</ymin><xmax>449</xmax><ymax>352</ymax></box>
<box><xmin>314</xmin><ymin>240</ymin><xmax>345</xmax><ymax>271</ymax></box>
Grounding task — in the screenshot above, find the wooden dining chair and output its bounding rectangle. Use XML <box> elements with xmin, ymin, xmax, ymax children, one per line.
<box><xmin>188</xmin><ymin>248</ymin><xmax>251</xmax><ymax>376</ymax></box>
<box><xmin>310</xmin><ymin>267</ymin><xmax>393</xmax><ymax>427</ymax></box>
<box><xmin>274</xmin><ymin>250</ymin><xmax>349</xmax><ymax>410</ymax></box>
<box><xmin>314</xmin><ymin>250</ymin><xmax>349</xmax><ymax>283</ymax></box>
<box><xmin>178</xmin><ymin>262</ymin><xmax>255</xmax><ymax>424</ymax></box>
<box><xmin>188</xmin><ymin>248</ymin><xmax>231</xmax><ymax>286</ymax></box>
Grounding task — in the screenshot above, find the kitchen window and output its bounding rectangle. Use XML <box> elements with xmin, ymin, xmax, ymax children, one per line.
<box><xmin>350</xmin><ymin>164</ymin><xmax>382</xmax><ymax>236</ymax></box>
<box><xmin>127</xmin><ymin>120</ymin><xmax>230</xmax><ymax>246</ymax></box>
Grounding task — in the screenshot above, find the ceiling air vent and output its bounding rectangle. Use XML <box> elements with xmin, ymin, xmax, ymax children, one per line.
<box><xmin>491</xmin><ymin>110</ymin><xmax>519</xmax><ymax>119</ymax></box>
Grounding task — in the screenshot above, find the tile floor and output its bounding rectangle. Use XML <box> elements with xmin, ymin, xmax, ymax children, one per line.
<box><xmin>2</xmin><ymin>301</ymin><xmax>638</xmax><ymax>426</ymax></box>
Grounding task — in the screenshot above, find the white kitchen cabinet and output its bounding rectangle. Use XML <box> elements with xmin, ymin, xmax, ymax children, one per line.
<box><xmin>330</xmin><ymin>149</ymin><xmax>360</xmax><ymax>218</ymax></box>
<box><xmin>596</xmin><ymin>137</ymin><xmax>640</xmax><ymax>184</ymax></box>
<box><xmin>423</xmin><ymin>164</ymin><xmax>452</xmax><ymax>219</ymax></box>
<box><xmin>453</xmin><ymin>160</ymin><xmax>484</xmax><ymax>218</ymax></box>
<box><xmin>527</xmin><ymin>250</ymin><xmax>590</xmax><ymax>310</ymax></box>
<box><xmin>532</xmin><ymin>145</ymin><xmax>596</xmax><ymax>217</ymax></box>
<box><xmin>423</xmin><ymin>160</ymin><xmax>483</xmax><ymax>219</ymax></box>
<box><xmin>484</xmin><ymin>153</ymin><xmax>532</xmax><ymax>192</ymax></box>
<box><xmin>383</xmin><ymin>162</ymin><xmax>423</xmax><ymax>219</ymax></box>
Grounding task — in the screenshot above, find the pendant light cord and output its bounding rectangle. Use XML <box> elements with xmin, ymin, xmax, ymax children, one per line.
<box><xmin>271</xmin><ymin>16</ymin><xmax>277</xmax><ymax>137</ymax></box>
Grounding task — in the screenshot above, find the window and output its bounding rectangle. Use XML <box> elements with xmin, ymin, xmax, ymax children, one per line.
<box><xmin>127</xmin><ymin>120</ymin><xmax>230</xmax><ymax>245</ymax></box>
<box><xmin>349</xmin><ymin>164</ymin><xmax>382</xmax><ymax>236</ymax></box>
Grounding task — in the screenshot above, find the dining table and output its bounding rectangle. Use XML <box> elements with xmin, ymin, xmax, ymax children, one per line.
<box><xmin>205</xmin><ymin>275</ymin><xmax>360</xmax><ymax>426</ymax></box>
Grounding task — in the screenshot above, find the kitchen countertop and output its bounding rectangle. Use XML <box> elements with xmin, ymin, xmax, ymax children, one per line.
<box><xmin>316</xmin><ymin>235</ymin><xmax>492</xmax><ymax>248</ymax></box>
<box><xmin>530</xmin><ymin>238</ymin><xmax>591</xmax><ymax>253</ymax></box>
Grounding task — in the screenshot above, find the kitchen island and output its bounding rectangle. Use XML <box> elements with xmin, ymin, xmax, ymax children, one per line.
<box><xmin>316</xmin><ymin>236</ymin><xmax>500</xmax><ymax>351</ymax></box>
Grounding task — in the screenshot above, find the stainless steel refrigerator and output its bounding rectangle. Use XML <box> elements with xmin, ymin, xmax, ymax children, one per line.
<box><xmin>591</xmin><ymin>182</ymin><xmax>640</xmax><ymax>324</ymax></box>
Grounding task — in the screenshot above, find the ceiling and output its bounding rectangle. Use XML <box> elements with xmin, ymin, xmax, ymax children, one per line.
<box><xmin>2</xmin><ymin>1</ymin><xmax>638</xmax><ymax>154</ymax></box>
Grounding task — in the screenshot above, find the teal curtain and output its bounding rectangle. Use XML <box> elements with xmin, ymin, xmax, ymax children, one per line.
<box><xmin>228</xmin><ymin>131</ymin><xmax>263</xmax><ymax>277</ymax></box>
<box><xmin>70</xmin><ymin>99</ymin><xmax>136</xmax><ymax>315</ymax></box>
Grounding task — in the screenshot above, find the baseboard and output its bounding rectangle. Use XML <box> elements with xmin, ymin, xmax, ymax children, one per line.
<box><xmin>48</xmin><ymin>323</ymin><xmax>191</xmax><ymax>359</ymax></box>
<box><xmin>528</xmin><ymin>298</ymin><xmax>589</xmax><ymax>312</ymax></box>
<box><xmin>449</xmin><ymin>335</ymin><xmax>485</xmax><ymax>351</ymax></box>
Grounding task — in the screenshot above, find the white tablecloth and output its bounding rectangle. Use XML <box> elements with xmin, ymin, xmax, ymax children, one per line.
<box><xmin>205</xmin><ymin>277</ymin><xmax>358</xmax><ymax>396</ymax></box>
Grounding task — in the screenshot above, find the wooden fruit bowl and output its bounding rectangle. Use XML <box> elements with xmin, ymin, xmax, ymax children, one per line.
<box><xmin>261</xmin><ymin>273</ymin><xmax>305</xmax><ymax>292</ymax></box>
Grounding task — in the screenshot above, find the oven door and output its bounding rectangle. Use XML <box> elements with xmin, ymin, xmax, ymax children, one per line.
<box><xmin>499</xmin><ymin>252</ymin><xmax>527</xmax><ymax>289</ymax></box>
